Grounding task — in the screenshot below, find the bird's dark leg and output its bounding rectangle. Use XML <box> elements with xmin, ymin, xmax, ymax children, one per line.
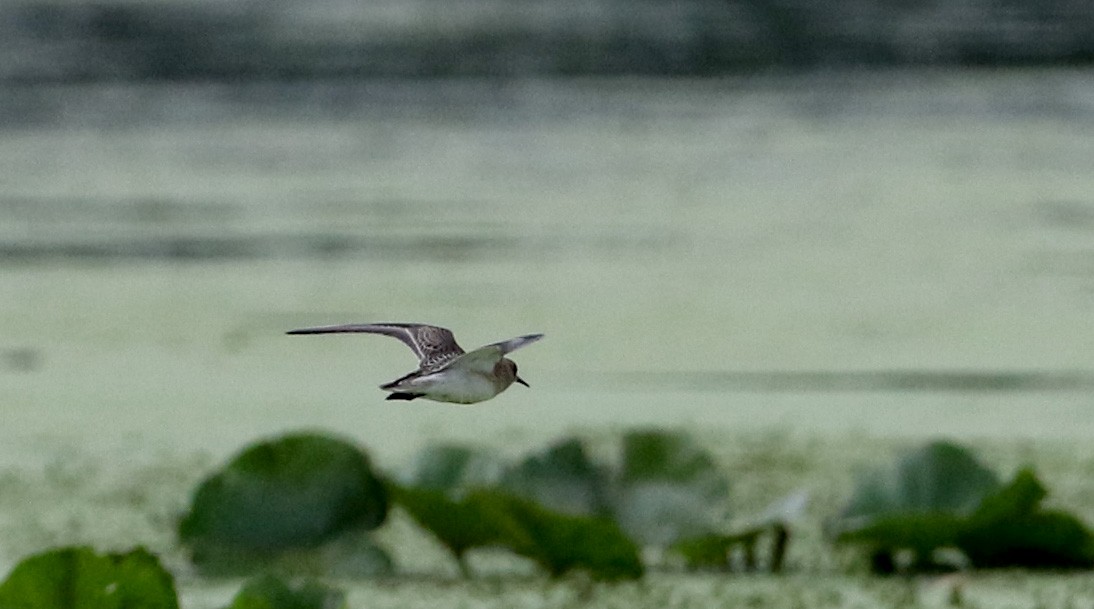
<box><xmin>385</xmin><ymin>392</ymin><xmax>422</xmax><ymax>401</ymax></box>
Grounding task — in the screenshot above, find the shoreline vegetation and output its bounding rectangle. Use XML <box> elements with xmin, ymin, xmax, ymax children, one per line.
<box><xmin>2</xmin><ymin>0</ymin><xmax>1093</xmax><ymax>84</ymax></box>
<box><xmin>2</xmin><ymin>428</ymin><xmax>1094</xmax><ymax>607</ymax></box>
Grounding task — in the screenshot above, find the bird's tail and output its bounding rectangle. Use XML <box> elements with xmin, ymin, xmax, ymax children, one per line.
<box><xmin>385</xmin><ymin>392</ymin><xmax>421</xmax><ymax>401</ymax></box>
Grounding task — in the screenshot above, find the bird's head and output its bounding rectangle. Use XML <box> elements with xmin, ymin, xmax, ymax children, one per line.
<box><xmin>502</xmin><ymin>359</ymin><xmax>530</xmax><ymax>387</ymax></box>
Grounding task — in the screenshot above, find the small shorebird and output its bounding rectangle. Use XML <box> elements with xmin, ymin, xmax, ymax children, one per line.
<box><xmin>287</xmin><ymin>322</ymin><xmax>543</xmax><ymax>404</ymax></box>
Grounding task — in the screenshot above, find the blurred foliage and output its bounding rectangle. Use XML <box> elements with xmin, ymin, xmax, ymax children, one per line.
<box><xmin>397</xmin><ymin>443</ymin><xmax>504</xmax><ymax>490</ymax></box>
<box><xmin>387</xmin><ymin>484</ymin><xmax>522</xmax><ymax>577</ymax></box>
<box><xmin>960</xmin><ymin>469</ymin><xmax>1094</xmax><ymax>569</ymax></box>
<box><xmin>488</xmin><ymin>490</ymin><xmax>643</xmax><ymax>580</ymax></box>
<box><xmin>670</xmin><ymin>489</ymin><xmax>808</xmax><ymax>572</ymax></box>
<box><xmin>0</xmin><ymin>546</ymin><xmax>177</xmax><ymax>609</ymax></box>
<box><xmin>391</xmin><ymin>428</ymin><xmax>795</xmax><ymax>578</ymax></box>
<box><xmin>670</xmin><ymin>529</ymin><xmax>773</xmax><ymax>571</ymax></box>
<box><xmin>178</xmin><ymin>432</ymin><xmax>389</xmax><ymax>575</ymax></box>
<box><xmin>8</xmin><ymin>431</ymin><xmax>1092</xmax><ymax>593</ymax></box>
<box><xmin>612</xmin><ymin>430</ymin><xmax>730</xmax><ymax>547</ymax></box>
<box><xmin>830</xmin><ymin>441</ymin><xmax>1094</xmax><ymax>572</ymax></box>
<box><xmin>224</xmin><ymin>574</ymin><xmax>345</xmax><ymax>609</ymax></box>
<box><xmin>398</xmin><ymin>429</ymin><xmax>733</xmax><ymax>551</ymax></box>
<box><xmin>837</xmin><ymin>441</ymin><xmax>1000</xmax><ymax>523</ymax></box>
<box><xmin>391</xmin><ymin>452</ymin><xmax>642</xmax><ymax>580</ymax></box>
<box><xmin>500</xmin><ymin>438</ymin><xmax>611</xmax><ymax>516</ymax></box>
<box><xmin>3</xmin><ymin>1</ymin><xmax>1094</xmax><ymax>83</ymax></box>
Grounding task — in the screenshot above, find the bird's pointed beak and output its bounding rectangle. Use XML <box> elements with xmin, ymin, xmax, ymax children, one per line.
<box><xmin>516</xmin><ymin>376</ymin><xmax>530</xmax><ymax>388</ymax></box>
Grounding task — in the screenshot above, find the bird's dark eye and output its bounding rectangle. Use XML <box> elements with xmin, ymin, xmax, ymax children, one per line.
<box><xmin>512</xmin><ymin>363</ymin><xmax>519</xmax><ymax>374</ymax></box>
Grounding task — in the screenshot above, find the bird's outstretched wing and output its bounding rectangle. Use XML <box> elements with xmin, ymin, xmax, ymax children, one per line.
<box><xmin>287</xmin><ymin>322</ymin><xmax>465</xmax><ymax>370</ymax></box>
<box><xmin>439</xmin><ymin>334</ymin><xmax>544</xmax><ymax>374</ymax></box>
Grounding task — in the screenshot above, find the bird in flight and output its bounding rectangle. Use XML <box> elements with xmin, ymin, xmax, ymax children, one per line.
<box><xmin>287</xmin><ymin>322</ymin><xmax>543</xmax><ymax>404</ymax></box>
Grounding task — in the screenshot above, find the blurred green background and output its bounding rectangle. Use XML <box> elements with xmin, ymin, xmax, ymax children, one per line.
<box><xmin>2</xmin><ymin>2</ymin><xmax>1094</xmax><ymax>603</ymax></box>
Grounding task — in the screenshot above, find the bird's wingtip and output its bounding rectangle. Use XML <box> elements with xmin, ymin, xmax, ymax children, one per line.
<box><xmin>285</xmin><ymin>324</ymin><xmax>359</xmax><ymax>335</ymax></box>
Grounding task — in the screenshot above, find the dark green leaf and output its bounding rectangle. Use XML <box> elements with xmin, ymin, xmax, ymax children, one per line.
<box><xmin>618</xmin><ymin>430</ymin><xmax>724</xmax><ymax>488</ymax></box>
<box><xmin>225</xmin><ymin>574</ymin><xmax>345</xmax><ymax>609</ymax></box>
<box><xmin>967</xmin><ymin>467</ymin><xmax>1044</xmax><ymax>526</ymax></box>
<box><xmin>500</xmin><ymin>437</ymin><xmax>610</xmax><ymax>516</ymax></box>
<box><xmin>670</xmin><ymin>531</ymin><xmax>758</xmax><ymax>570</ymax></box>
<box><xmin>960</xmin><ymin>469</ymin><xmax>1094</xmax><ymax>568</ymax></box>
<box><xmin>837</xmin><ymin>513</ymin><xmax>968</xmax><ymax>557</ymax></box>
<box><xmin>0</xmin><ymin>546</ymin><xmax>178</xmax><ymax>609</ymax></box>
<box><xmin>391</xmin><ymin>483</ymin><xmax>642</xmax><ymax>580</ymax></box>
<box><xmin>490</xmin><ymin>490</ymin><xmax>644</xmax><ymax>580</ymax></box>
<box><xmin>835</xmin><ymin>441</ymin><xmax>1000</xmax><ymax>532</ymax></box>
<box><xmin>179</xmin><ymin>432</ymin><xmax>388</xmax><ymax>564</ymax></box>
<box><xmin>832</xmin><ymin>443</ymin><xmax>1094</xmax><ymax>572</ymax></box>
<box><xmin>388</xmin><ymin>483</ymin><xmax>521</xmax><ymax>568</ymax></box>
<box><xmin>830</xmin><ymin>441</ymin><xmax>1000</xmax><ymax>569</ymax></box>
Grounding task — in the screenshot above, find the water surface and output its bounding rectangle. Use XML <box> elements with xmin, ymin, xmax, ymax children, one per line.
<box><xmin>3</xmin><ymin>70</ymin><xmax>1094</xmax><ymax>467</ymax></box>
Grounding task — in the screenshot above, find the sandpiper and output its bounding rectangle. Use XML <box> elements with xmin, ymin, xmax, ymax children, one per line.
<box><xmin>287</xmin><ymin>322</ymin><xmax>543</xmax><ymax>404</ymax></box>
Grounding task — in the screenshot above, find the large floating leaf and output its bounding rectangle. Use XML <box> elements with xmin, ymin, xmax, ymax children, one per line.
<box><xmin>493</xmin><ymin>491</ymin><xmax>643</xmax><ymax>580</ymax></box>
<box><xmin>831</xmin><ymin>441</ymin><xmax>997</xmax><ymax>560</ymax></box>
<box><xmin>500</xmin><ymin>437</ymin><xmax>610</xmax><ymax>516</ymax></box>
<box><xmin>225</xmin><ymin>574</ymin><xmax>345</xmax><ymax>609</ymax></box>
<box><xmin>387</xmin><ymin>483</ymin><xmax>522</xmax><ymax>576</ymax></box>
<box><xmin>0</xmin><ymin>546</ymin><xmax>178</xmax><ymax>609</ymax></box>
<box><xmin>611</xmin><ymin>429</ymin><xmax>730</xmax><ymax>546</ymax></box>
<box><xmin>391</xmin><ymin>444</ymin><xmax>531</xmax><ymax>576</ymax></box>
<box><xmin>832</xmin><ymin>441</ymin><xmax>1094</xmax><ymax>572</ymax></box>
<box><xmin>392</xmin><ymin>431</ymin><xmax>740</xmax><ymax>578</ymax></box>
<box><xmin>836</xmin><ymin>441</ymin><xmax>1000</xmax><ymax>530</ymax></box>
<box><xmin>391</xmin><ymin>443</ymin><xmax>638</xmax><ymax>581</ymax></box>
<box><xmin>179</xmin><ymin>432</ymin><xmax>388</xmax><ymax>568</ymax></box>
<box><xmin>959</xmin><ymin>468</ymin><xmax>1094</xmax><ymax>569</ymax></box>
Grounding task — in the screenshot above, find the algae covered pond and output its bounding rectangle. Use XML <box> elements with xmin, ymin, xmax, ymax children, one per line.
<box><xmin>3</xmin><ymin>69</ymin><xmax>1094</xmax><ymax>606</ymax></box>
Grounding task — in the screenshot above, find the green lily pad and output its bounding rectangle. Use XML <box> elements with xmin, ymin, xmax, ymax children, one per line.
<box><xmin>225</xmin><ymin>574</ymin><xmax>345</xmax><ymax>609</ymax></box>
<box><xmin>832</xmin><ymin>441</ymin><xmax>1094</xmax><ymax>572</ymax></box>
<box><xmin>500</xmin><ymin>437</ymin><xmax>610</xmax><ymax>516</ymax></box>
<box><xmin>394</xmin><ymin>431</ymin><xmax>744</xmax><ymax>578</ymax></box>
<box><xmin>612</xmin><ymin>429</ymin><xmax>730</xmax><ymax>546</ymax></box>
<box><xmin>0</xmin><ymin>546</ymin><xmax>178</xmax><ymax>609</ymax></box>
<box><xmin>836</xmin><ymin>441</ymin><xmax>1000</xmax><ymax>528</ymax></box>
<box><xmin>670</xmin><ymin>530</ymin><xmax>763</xmax><ymax>570</ymax></box>
<box><xmin>179</xmin><ymin>432</ymin><xmax>388</xmax><ymax>567</ymax></box>
<box><xmin>490</xmin><ymin>490</ymin><xmax>643</xmax><ymax>580</ymax></box>
<box><xmin>959</xmin><ymin>468</ymin><xmax>1094</xmax><ymax>568</ymax></box>
<box><xmin>388</xmin><ymin>483</ymin><xmax>522</xmax><ymax>576</ymax></box>
<box><xmin>390</xmin><ymin>480</ymin><xmax>642</xmax><ymax>579</ymax></box>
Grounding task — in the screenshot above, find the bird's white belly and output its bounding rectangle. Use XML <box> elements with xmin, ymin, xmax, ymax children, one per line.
<box><xmin>408</xmin><ymin>371</ymin><xmax>501</xmax><ymax>404</ymax></box>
